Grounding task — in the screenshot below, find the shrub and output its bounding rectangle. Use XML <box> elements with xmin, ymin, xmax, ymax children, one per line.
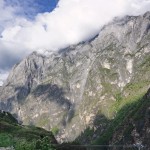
<box><xmin>51</xmin><ymin>127</ymin><xmax>59</xmax><ymax>136</ymax></box>
<box><xmin>0</xmin><ymin>133</ymin><xmax>13</xmax><ymax>147</ymax></box>
<box><xmin>36</xmin><ymin>136</ymin><xmax>56</xmax><ymax>150</ymax></box>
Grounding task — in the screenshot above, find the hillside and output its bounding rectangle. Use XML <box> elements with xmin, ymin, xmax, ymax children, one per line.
<box><xmin>0</xmin><ymin>110</ymin><xmax>57</xmax><ymax>149</ymax></box>
<box><xmin>109</xmin><ymin>88</ymin><xmax>150</xmax><ymax>149</ymax></box>
<box><xmin>74</xmin><ymin>88</ymin><xmax>150</xmax><ymax>149</ymax></box>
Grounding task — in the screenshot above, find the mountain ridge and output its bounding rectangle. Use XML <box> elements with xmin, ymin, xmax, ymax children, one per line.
<box><xmin>0</xmin><ymin>11</ymin><xmax>150</xmax><ymax>144</ymax></box>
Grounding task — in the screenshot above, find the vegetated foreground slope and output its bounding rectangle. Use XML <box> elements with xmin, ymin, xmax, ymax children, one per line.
<box><xmin>75</xmin><ymin>87</ymin><xmax>150</xmax><ymax>149</ymax></box>
<box><xmin>0</xmin><ymin>110</ymin><xmax>57</xmax><ymax>149</ymax></box>
<box><xmin>0</xmin><ymin>12</ymin><xmax>150</xmax><ymax>144</ymax></box>
<box><xmin>109</xmin><ymin>88</ymin><xmax>150</xmax><ymax>149</ymax></box>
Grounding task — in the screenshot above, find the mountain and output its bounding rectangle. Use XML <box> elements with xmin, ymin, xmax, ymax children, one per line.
<box><xmin>0</xmin><ymin>11</ymin><xmax>150</xmax><ymax>145</ymax></box>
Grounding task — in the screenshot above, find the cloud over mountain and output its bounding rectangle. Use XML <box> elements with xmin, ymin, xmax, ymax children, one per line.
<box><xmin>0</xmin><ymin>0</ymin><xmax>150</xmax><ymax>83</ymax></box>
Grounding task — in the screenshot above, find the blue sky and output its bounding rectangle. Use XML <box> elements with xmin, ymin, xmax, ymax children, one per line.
<box><xmin>5</xmin><ymin>0</ymin><xmax>59</xmax><ymax>19</ymax></box>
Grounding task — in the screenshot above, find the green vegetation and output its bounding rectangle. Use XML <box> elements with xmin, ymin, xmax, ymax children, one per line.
<box><xmin>93</xmin><ymin>94</ymin><xmax>145</xmax><ymax>144</ymax></box>
<box><xmin>0</xmin><ymin>111</ymin><xmax>56</xmax><ymax>150</ymax></box>
<box><xmin>83</xmin><ymin>127</ymin><xmax>94</xmax><ymax>137</ymax></box>
<box><xmin>0</xmin><ymin>133</ymin><xmax>13</xmax><ymax>147</ymax></box>
<box><xmin>79</xmin><ymin>71</ymin><xmax>150</xmax><ymax>145</ymax></box>
<box><xmin>51</xmin><ymin>126</ymin><xmax>59</xmax><ymax>136</ymax></box>
<box><xmin>114</xmin><ymin>92</ymin><xmax>123</xmax><ymax>102</ymax></box>
<box><xmin>37</xmin><ymin>115</ymin><xmax>49</xmax><ymax>127</ymax></box>
<box><xmin>35</xmin><ymin>136</ymin><xmax>56</xmax><ymax>150</ymax></box>
<box><xmin>92</xmin><ymin>83</ymin><xmax>148</xmax><ymax>145</ymax></box>
<box><xmin>14</xmin><ymin>140</ymin><xmax>35</xmax><ymax>150</ymax></box>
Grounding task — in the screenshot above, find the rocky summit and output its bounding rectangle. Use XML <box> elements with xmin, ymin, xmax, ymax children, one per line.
<box><xmin>0</xmin><ymin>12</ymin><xmax>150</xmax><ymax>146</ymax></box>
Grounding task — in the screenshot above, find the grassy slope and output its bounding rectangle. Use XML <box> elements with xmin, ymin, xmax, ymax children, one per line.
<box><xmin>0</xmin><ymin>111</ymin><xmax>57</xmax><ymax>149</ymax></box>
<box><xmin>92</xmin><ymin>84</ymin><xmax>150</xmax><ymax>145</ymax></box>
<box><xmin>75</xmin><ymin>77</ymin><xmax>150</xmax><ymax>145</ymax></box>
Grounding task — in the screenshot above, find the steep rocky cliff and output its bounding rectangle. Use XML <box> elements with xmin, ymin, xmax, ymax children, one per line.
<box><xmin>0</xmin><ymin>12</ymin><xmax>150</xmax><ymax>144</ymax></box>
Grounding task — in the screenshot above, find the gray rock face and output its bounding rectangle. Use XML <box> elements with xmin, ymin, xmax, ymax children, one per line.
<box><xmin>1</xmin><ymin>12</ymin><xmax>150</xmax><ymax>143</ymax></box>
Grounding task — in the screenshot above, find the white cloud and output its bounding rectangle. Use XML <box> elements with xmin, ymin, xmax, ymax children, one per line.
<box><xmin>0</xmin><ymin>0</ymin><xmax>150</xmax><ymax>84</ymax></box>
<box><xmin>0</xmin><ymin>70</ymin><xmax>9</xmax><ymax>86</ymax></box>
<box><xmin>1</xmin><ymin>0</ymin><xmax>150</xmax><ymax>52</ymax></box>
<box><xmin>1</xmin><ymin>0</ymin><xmax>125</xmax><ymax>51</ymax></box>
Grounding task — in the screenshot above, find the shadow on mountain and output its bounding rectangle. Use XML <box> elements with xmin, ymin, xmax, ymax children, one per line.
<box><xmin>0</xmin><ymin>84</ymin><xmax>32</xmax><ymax>120</ymax></box>
<box><xmin>0</xmin><ymin>96</ymin><xmax>14</xmax><ymax>112</ymax></box>
<box><xmin>32</xmin><ymin>83</ymin><xmax>75</xmax><ymax>126</ymax></box>
<box><xmin>70</xmin><ymin>89</ymin><xmax>150</xmax><ymax>150</ymax></box>
<box><xmin>15</xmin><ymin>86</ymin><xmax>30</xmax><ymax>104</ymax></box>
